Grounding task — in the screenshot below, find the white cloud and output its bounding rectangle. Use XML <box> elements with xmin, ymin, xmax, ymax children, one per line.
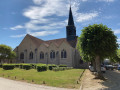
<box><xmin>80</xmin><ymin>0</ymin><xmax>115</xmax><ymax>2</ymax></box>
<box><xmin>114</xmin><ymin>29</ymin><xmax>120</xmax><ymax>34</ymax></box>
<box><xmin>24</xmin><ymin>20</ymin><xmax>66</xmax><ymax>31</ymax></box>
<box><xmin>10</xmin><ymin>25</ymin><xmax>24</xmax><ymax>30</ymax></box>
<box><xmin>97</xmin><ymin>0</ymin><xmax>115</xmax><ymax>2</ymax></box>
<box><xmin>33</xmin><ymin>0</ymin><xmax>44</xmax><ymax>5</ymax></box>
<box><xmin>10</xmin><ymin>30</ymin><xmax>59</xmax><ymax>38</ymax></box>
<box><xmin>10</xmin><ymin>34</ymin><xmax>26</xmax><ymax>38</ymax></box>
<box><xmin>28</xmin><ymin>30</ymin><xmax>59</xmax><ymax>37</ymax></box>
<box><xmin>23</xmin><ymin>0</ymin><xmax>68</xmax><ymax>19</ymax></box>
<box><xmin>76</xmin><ymin>12</ymin><xmax>99</xmax><ymax>22</ymax></box>
<box><xmin>104</xmin><ymin>16</ymin><xmax>113</xmax><ymax>19</ymax></box>
<box><xmin>117</xmin><ymin>42</ymin><xmax>120</xmax><ymax>45</ymax></box>
<box><xmin>117</xmin><ymin>39</ymin><xmax>120</xmax><ymax>42</ymax></box>
<box><xmin>81</xmin><ymin>0</ymin><xmax>88</xmax><ymax>1</ymax></box>
<box><xmin>11</xmin><ymin>0</ymin><xmax>99</xmax><ymax>37</ymax></box>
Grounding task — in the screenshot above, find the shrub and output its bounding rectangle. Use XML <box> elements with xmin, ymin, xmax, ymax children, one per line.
<box><xmin>19</xmin><ymin>64</ymin><xmax>32</xmax><ymax>70</ymax></box>
<box><xmin>53</xmin><ymin>67</ymin><xmax>73</xmax><ymax>71</ymax></box>
<box><xmin>2</xmin><ymin>64</ymin><xmax>15</xmax><ymax>70</ymax></box>
<box><xmin>19</xmin><ymin>64</ymin><xmax>23</xmax><ymax>69</ymax></box>
<box><xmin>48</xmin><ymin>64</ymin><xmax>57</xmax><ymax>70</ymax></box>
<box><xmin>22</xmin><ymin>65</ymin><xmax>31</xmax><ymax>70</ymax></box>
<box><xmin>59</xmin><ymin>64</ymin><xmax>67</xmax><ymax>67</ymax></box>
<box><xmin>0</xmin><ymin>64</ymin><xmax>2</xmax><ymax>68</ymax></box>
<box><xmin>30</xmin><ymin>64</ymin><xmax>37</xmax><ymax>69</ymax></box>
<box><xmin>15</xmin><ymin>64</ymin><xmax>20</xmax><ymax>68</ymax></box>
<box><xmin>37</xmin><ymin>65</ymin><xmax>47</xmax><ymax>72</ymax></box>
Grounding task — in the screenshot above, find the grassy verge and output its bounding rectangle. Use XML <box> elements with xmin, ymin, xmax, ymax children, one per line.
<box><xmin>0</xmin><ymin>68</ymin><xmax>84</xmax><ymax>89</ymax></box>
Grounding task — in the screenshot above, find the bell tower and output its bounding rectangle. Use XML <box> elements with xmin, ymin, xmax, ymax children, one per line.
<box><xmin>66</xmin><ymin>6</ymin><xmax>76</xmax><ymax>41</ymax></box>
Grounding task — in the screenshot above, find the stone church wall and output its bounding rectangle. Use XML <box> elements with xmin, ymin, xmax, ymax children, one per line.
<box><xmin>14</xmin><ymin>38</ymin><xmax>74</xmax><ymax>67</ymax></box>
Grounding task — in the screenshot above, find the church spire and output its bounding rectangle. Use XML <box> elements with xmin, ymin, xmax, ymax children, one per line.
<box><xmin>68</xmin><ymin>6</ymin><xmax>74</xmax><ymax>26</ymax></box>
<box><xmin>66</xmin><ymin>6</ymin><xmax>76</xmax><ymax>41</ymax></box>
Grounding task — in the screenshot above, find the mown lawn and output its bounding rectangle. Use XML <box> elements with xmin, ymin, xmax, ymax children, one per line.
<box><xmin>0</xmin><ymin>68</ymin><xmax>84</xmax><ymax>88</ymax></box>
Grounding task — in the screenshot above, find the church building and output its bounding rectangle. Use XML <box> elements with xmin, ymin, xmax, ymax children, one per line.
<box><xmin>14</xmin><ymin>7</ymin><xmax>88</xmax><ymax>68</ymax></box>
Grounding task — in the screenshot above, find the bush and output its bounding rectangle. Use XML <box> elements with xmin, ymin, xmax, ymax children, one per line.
<box><xmin>30</xmin><ymin>64</ymin><xmax>36</xmax><ymax>69</ymax></box>
<box><xmin>19</xmin><ymin>64</ymin><xmax>32</xmax><ymax>70</ymax></box>
<box><xmin>53</xmin><ymin>67</ymin><xmax>73</xmax><ymax>71</ymax></box>
<box><xmin>22</xmin><ymin>65</ymin><xmax>31</xmax><ymax>70</ymax></box>
<box><xmin>48</xmin><ymin>64</ymin><xmax>57</xmax><ymax>70</ymax></box>
<box><xmin>2</xmin><ymin>64</ymin><xmax>15</xmax><ymax>70</ymax></box>
<box><xmin>37</xmin><ymin>65</ymin><xmax>47</xmax><ymax>72</ymax></box>
<box><xmin>15</xmin><ymin>64</ymin><xmax>20</xmax><ymax>68</ymax></box>
<box><xmin>0</xmin><ymin>64</ymin><xmax>2</xmax><ymax>68</ymax></box>
<box><xmin>59</xmin><ymin>64</ymin><xmax>67</xmax><ymax>67</ymax></box>
<box><xmin>19</xmin><ymin>64</ymin><xmax>23</xmax><ymax>69</ymax></box>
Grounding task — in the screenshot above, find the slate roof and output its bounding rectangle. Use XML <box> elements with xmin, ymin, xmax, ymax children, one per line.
<box><xmin>27</xmin><ymin>34</ymin><xmax>77</xmax><ymax>48</ymax></box>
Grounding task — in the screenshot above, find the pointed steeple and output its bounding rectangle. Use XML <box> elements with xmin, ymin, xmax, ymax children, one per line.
<box><xmin>66</xmin><ymin>6</ymin><xmax>76</xmax><ymax>41</ymax></box>
<box><xmin>68</xmin><ymin>6</ymin><xmax>74</xmax><ymax>26</ymax></box>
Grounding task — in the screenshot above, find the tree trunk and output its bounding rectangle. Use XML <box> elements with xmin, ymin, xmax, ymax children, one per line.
<box><xmin>95</xmin><ymin>55</ymin><xmax>104</xmax><ymax>80</ymax></box>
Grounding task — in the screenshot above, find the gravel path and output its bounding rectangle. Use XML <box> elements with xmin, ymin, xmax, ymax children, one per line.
<box><xmin>0</xmin><ymin>77</ymin><xmax>75</xmax><ymax>90</ymax></box>
<box><xmin>81</xmin><ymin>70</ymin><xmax>106</xmax><ymax>90</ymax></box>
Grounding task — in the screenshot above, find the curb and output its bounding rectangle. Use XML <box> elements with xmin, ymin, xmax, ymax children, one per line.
<box><xmin>79</xmin><ymin>69</ymin><xmax>86</xmax><ymax>90</ymax></box>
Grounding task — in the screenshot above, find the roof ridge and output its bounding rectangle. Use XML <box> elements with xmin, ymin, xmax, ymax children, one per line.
<box><xmin>27</xmin><ymin>34</ymin><xmax>44</xmax><ymax>41</ymax></box>
<box><xmin>45</xmin><ymin>38</ymin><xmax>66</xmax><ymax>42</ymax></box>
<box><xmin>26</xmin><ymin>34</ymin><xmax>44</xmax><ymax>47</ymax></box>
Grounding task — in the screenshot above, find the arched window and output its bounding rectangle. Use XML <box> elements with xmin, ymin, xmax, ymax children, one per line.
<box><xmin>50</xmin><ymin>50</ymin><xmax>55</xmax><ymax>59</ymax></box>
<box><xmin>61</xmin><ymin>50</ymin><xmax>67</xmax><ymax>58</ymax></box>
<box><xmin>29</xmin><ymin>52</ymin><xmax>33</xmax><ymax>59</ymax></box>
<box><xmin>40</xmin><ymin>52</ymin><xmax>44</xmax><ymax>59</ymax></box>
<box><xmin>20</xmin><ymin>52</ymin><xmax>24</xmax><ymax>59</ymax></box>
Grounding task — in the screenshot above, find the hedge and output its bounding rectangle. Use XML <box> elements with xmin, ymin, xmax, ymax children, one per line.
<box><xmin>59</xmin><ymin>64</ymin><xmax>67</xmax><ymax>67</ymax></box>
<box><xmin>53</xmin><ymin>67</ymin><xmax>73</xmax><ymax>71</ymax></box>
<box><xmin>0</xmin><ymin>64</ymin><xmax>2</xmax><ymax>68</ymax></box>
<box><xmin>22</xmin><ymin>65</ymin><xmax>31</xmax><ymax>70</ymax></box>
<box><xmin>37</xmin><ymin>65</ymin><xmax>47</xmax><ymax>72</ymax></box>
<box><xmin>2</xmin><ymin>65</ymin><xmax>15</xmax><ymax>70</ymax></box>
<box><xmin>18</xmin><ymin>64</ymin><xmax>32</xmax><ymax>70</ymax></box>
<box><xmin>1</xmin><ymin>63</ymin><xmax>72</xmax><ymax>71</ymax></box>
<box><xmin>30</xmin><ymin>64</ymin><xmax>36</xmax><ymax>69</ymax></box>
<box><xmin>48</xmin><ymin>64</ymin><xmax>57</xmax><ymax>70</ymax></box>
<box><xmin>15</xmin><ymin>64</ymin><xmax>20</xmax><ymax>68</ymax></box>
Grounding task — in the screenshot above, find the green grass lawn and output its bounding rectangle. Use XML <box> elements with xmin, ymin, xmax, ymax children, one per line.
<box><xmin>0</xmin><ymin>68</ymin><xmax>84</xmax><ymax>88</ymax></box>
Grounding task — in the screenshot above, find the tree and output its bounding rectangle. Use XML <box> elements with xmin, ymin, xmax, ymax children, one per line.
<box><xmin>77</xmin><ymin>24</ymin><xmax>118</xmax><ymax>79</ymax></box>
<box><xmin>110</xmin><ymin>49</ymin><xmax>120</xmax><ymax>63</ymax></box>
<box><xmin>0</xmin><ymin>44</ymin><xmax>16</xmax><ymax>63</ymax></box>
<box><xmin>7</xmin><ymin>51</ymin><xmax>16</xmax><ymax>63</ymax></box>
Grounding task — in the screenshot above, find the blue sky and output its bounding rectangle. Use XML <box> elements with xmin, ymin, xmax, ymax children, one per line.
<box><xmin>0</xmin><ymin>0</ymin><xmax>120</xmax><ymax>49</ymax></box>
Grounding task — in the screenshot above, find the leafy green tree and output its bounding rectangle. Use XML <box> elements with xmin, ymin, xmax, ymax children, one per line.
<box><xmin>77</xmin><ymin>24</ymin><xmax>118</xmax><ymax>79</ymax></box>
<box><xmin>0</xmin><ymin>44</ymin><xmax>16</xmax><ymax>63</ymax></box>
<box><xmin>7</xmin><ymin>51</ymin><xmax>16</xmax><ymax>63</ymax></box>
<box><xmin>110</xmin><ymin>49</ymin><xmax>120</xmax><ymax>63</ymax></box>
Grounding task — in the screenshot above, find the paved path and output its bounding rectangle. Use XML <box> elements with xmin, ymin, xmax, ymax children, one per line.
<box><xmin>102</xmin><ymin>70</ymin><xmax>120</xmax><ymax>90</ymax></box>
<box><xmin>81</xmin><ymin>70</ymin><xmax>120</xmax><ymax>90</ymax></box>
<box><xmin>0</xmin><ymin>77</ymin><xmax>75</xmax><ymax>90</ymax></box>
